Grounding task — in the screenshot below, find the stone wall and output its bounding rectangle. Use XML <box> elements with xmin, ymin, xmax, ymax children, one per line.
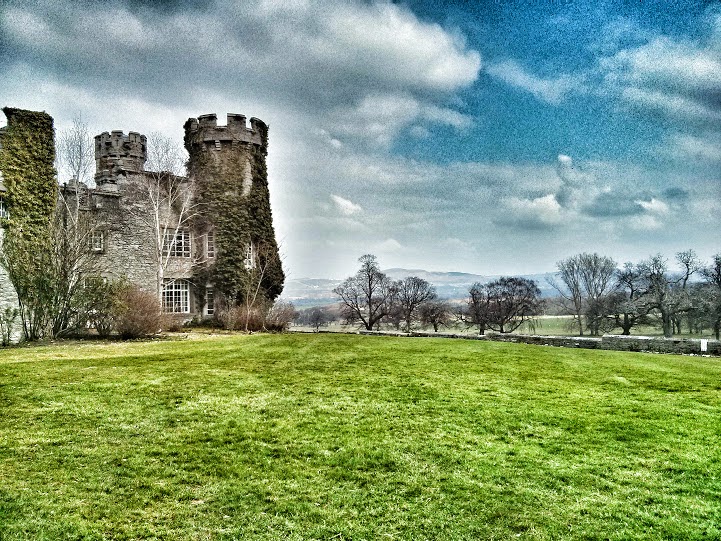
<box><xmin>0</xmin><ymin>230</ymin><xmax>21</xmax><ymax>342</ymax></box>
<box><xmin>345</xmin><ymin>329</ymin><xmax>721</xmax><ymax>356</ymax></box>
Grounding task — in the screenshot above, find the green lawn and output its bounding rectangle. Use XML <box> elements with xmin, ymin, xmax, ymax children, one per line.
<box><xmin>1</xmin><ymin>334</ymin><xmax>719</xmax><ymax>540</ymax></box>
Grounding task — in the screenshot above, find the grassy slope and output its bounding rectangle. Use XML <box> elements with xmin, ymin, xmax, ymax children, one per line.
<box><xmin>0</xmin><ymin>334</ymin><xmax>719</xmax><ymax>540</ymax></box>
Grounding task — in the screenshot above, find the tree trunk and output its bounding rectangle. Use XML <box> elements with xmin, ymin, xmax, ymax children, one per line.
<box><xmin>662</xmin><ymin>311</ymin><xmax>672</xmax><ymax>338</ymax></box>
<box><xmin>621</xmin><ymin>314</ymin><xmax>632</xmax><ymax>335</ymax></box>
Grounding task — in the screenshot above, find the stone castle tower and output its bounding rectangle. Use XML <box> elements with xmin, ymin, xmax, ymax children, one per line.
<box><xmin>184</xmin><ymin>113</ymin><xmax>284</xmax><ymax>304</ymax></box>
<box><xmin>94</xmin><ymin>131</ymin><xmax>147</xmax><ymax>190</ymax></box>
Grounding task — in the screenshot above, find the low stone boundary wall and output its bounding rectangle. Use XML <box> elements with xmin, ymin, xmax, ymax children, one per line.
<box><xmin>599</xmin><ymin>335</ymin><xmax>721</xmax><ymax>355</ymax></box>
<box><xmin>307</xmin><ymin>329</ymin><xmax>721</xmax><ymax>356</ymax></box>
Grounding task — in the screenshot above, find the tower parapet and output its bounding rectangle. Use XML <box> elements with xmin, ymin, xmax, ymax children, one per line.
<box><xmin>184</xmin><ymin>113</ymin><xmax>267</xmax><ymax>150</ymax></box>
<box><xmin>94</xmin><ymin>130</ymin><xmax>147</xmax><ymax>186</ymax></box>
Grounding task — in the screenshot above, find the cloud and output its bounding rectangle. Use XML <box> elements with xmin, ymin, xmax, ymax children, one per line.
<box><xmin>583</xmin><ymin>192</ymin><xmax>645</xmax><ymax>218</ymax></box>
<box><xmin>598</xmin><ymin>15</ymin><xmax>721</xmax><ymax>127</ymax></box>
<box><xmin>331</xmin><ymin>194</ymin><xmax>362</xmax><ymax>216</ymax></box>
<box><xmin>377</xmin><ymin>238</ymin><xmax>403</xmax><ymax>252</ymax></box>
<box><xmin>326</xmin><ymin>93</ymin><xmax>473</xmax><ymax>148</ymax></box>
<box><xmin>0</xmin><ymin>0</ymin><xmax>480</xmax><ymax>113</ymax></box>
<box><xmin>555</xmin><ymin>154</ymin><xmax>596</xmax><ymax>208</ymax></box>
<box><xmin>485</xmin><ymin>60</ymin><xmax>583</xmax><ymax>104</ymax></box>
<box><xmin>665</xmin><ymin>132</ymin><xmax>721</xmax><ymax>163</ymax></box>
<box><xmin>498</xmin><ymin>194</ymin><xmax>563</xmax><ymax>230</ymax></box>
<box><xmin>636</xmin><ymin>198</ymin><xmax>669</xmax><ymax>215</ymax></box>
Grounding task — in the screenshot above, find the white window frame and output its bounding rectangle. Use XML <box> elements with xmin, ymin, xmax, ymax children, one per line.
<box><xmin>90</xmin><ymin>230</ymin><xmax>105</xmax><ymax>253</ymax></box>
<box><xmin>205</xmin><ymin>287</ymin><xmax>215</xmax><ymax>317</ymax></box>
<box><xmin>206</xmin><ymin>231</ymin><xmax>215</xmax><ymax>259</ymax></box>
<box><xmin>0</xmin><ymin>196</ymin><xmax>8</xmax><ymax>219</ymax></box>
<box><xmin>163</xmin><ymin>229</ymin><xmax>191</xmax><ymax>258</ymax></box>
<box><xmin>243</xmin><ymin>242</ymin><xmax>256</xmax><ymax>270</ymax></box>
<box><xmin>162</xmin><ymin>279</ymin><xmax>190</xmax><ymax>313</ymax></box>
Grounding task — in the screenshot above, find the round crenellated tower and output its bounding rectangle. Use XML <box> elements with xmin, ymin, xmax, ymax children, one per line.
<box><xmin>94</xmin><ymin>130</ymin><xmax>146</xmax><ymax>188</ymax></box>
<box><xmin>184</xmin><ymin>112</ymin><xmax>284</xmax><ymax>304</ymax></box>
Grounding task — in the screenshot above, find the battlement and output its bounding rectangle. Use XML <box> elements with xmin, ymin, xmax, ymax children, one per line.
<box><xmin>94</xmin><ymin>130</ymin><xmax>147</xmax><ymax>185</ymax></box>
<box><xmin>95</xmin><ymin>131</ymin><xmax>146</xmax><ymax>166</ymax></box>
<box><xmin>184</xmin><ymin>113</ymin><xmax>267</xmax><ymax>148</ymax></box>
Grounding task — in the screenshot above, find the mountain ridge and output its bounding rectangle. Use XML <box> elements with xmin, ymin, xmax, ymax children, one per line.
<box><xmin>282</xmin><ymin>268</ymin><xmax>558</xmax><ymax>307</ymax></box>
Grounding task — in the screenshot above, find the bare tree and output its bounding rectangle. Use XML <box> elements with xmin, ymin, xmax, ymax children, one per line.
<box><xmin>549</xmin><ymin>255</ymin><xmax>585</xmax><ymax>335</ymax></box>
<box><xmin>674</xmin><ymin>249</ymin><xmax>701</xmax><ymax>333</ymax></box>
<box><xmin>420</xmin><ymin>299</ymin><xmax>453</xmax><ymax>332</ymax></box>
<box><xmin>238</xmin><ymin>243</ymin><xmax>273</xmax><ymax>332</ymax></box>
<box><xmin>460</xmin><ymin>282</ymin><xmax>492</xmax><ymax>335</ymax></box>
<box><xmin>128</xmin><ymin>133</ymin><xmax>195</xmax><ymax>302</ymax></box>
<box><xmin>395</xmin><ymin>276</ymin><xmax>437</xmax><ymax>331</ymax></box>
<box><xmin>638</xmin><ymin>254</ymin><xmax>692</xmax><ymax>338</ymax></box>
<box><xmin>604</xmin><ymin>262</ymin><xmax>649</xmax><ymax>335</ymax></box>
<box><xmin>551</xmin><ymin>253</ymin><xmax>616</xmax><ymax>336</ymax></box>
<box><xmin>485</xmin><ymin>277</ymin><xmax>543</xmax><ymax>333</ymax></box>
<box><xmin>333</xmin><ymin>254</ymin><xmax>397</xmax><ymax>331</ymax></box>
<box><xmin>57</xmin><ymin>115</ymin><xmax>95</xmax><ymax>188</ymax></box>
<box><xmin>308</xmin><ymin>307</ymin><xmax>332</xmax><ymax>331</ymax></box>
<box><xmin>579</xmin><ymin>253</ymin><xmax>617</xmax><ymax>336</ymax></box>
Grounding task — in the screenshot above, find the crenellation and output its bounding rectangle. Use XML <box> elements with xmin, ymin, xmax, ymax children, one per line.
<box><xmin>185</xmin><ymin>112</ymin><xmax>266</xmax><ymax>147</ymax></box>
<box><xmin>94</xmin><ymin>130</ymin><xmax>147</xmax><ymax>184</ymax></box>
<box><xmin>226</xmin><ymin>113</ymin><xmax>247</xmax><ymax>131</ymax></box>
<box><xmin>197</xmin><ymin>114</ymin><xmax>217</xmax><ymax>129</ymax></box>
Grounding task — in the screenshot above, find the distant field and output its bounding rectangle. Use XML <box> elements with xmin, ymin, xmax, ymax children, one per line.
<box><xmin>1</xmin><ymin>334</ymin><xmax>719</xmax><ymax>539</ymax></box>
<box><xmin>295</xmin><ymin>315</ymin><xmax>718</xmax><ymax>339</ymax></box>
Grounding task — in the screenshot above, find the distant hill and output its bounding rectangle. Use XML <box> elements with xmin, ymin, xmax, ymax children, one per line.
<box><xmin>282</xmin><ymin>268</ymin><xmax>558</xmax><ymax>307</ymax></box>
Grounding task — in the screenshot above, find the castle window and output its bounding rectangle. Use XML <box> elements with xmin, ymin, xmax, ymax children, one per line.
<box><xmin>207</xmin><ymin>231</ymin><xmax>215</xmax><ymax>259</ymax></box>
<box><xmin>244</xmin><ymin>243</ymin><xmax>256</xmax><ymax>270</ymax></box>
<box><xmin>205</xmin><ymin>288</ymin><xmax>215</xmax><ymax>316</ymax></box>
<box><xmin>162</xmin><ymin>279</ymin><xmax>190</xmax><ymax>313</ymax></box>
<box><xmin>0</xmin><ymin>196</ymin><xmax>8</xmax><ymax>219</ymax></box>
<box><xmin>214</xmin><ymin>140</ymin><xmax>221</xmax><ymax>151</ymax></box>
<box><xmin>163</xmin><ymin>229</ymin><xmax>191</xmax><ymax>258</ymax></box>
<box><xmin>89</xmin><ymin>230</ymin><xmax>105</xmax><ymax>253</ymax></box>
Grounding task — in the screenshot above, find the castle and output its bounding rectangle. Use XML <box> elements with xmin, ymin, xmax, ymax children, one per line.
<box><xmin>0</xmin><ymin>108</ymin><xmax>284</xmax><ymax>324</ymax></box>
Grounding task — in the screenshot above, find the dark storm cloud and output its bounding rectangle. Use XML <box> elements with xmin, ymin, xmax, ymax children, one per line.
<box><xmin>582</xmin><ymin>192</ymin><xmax>646</xmax><ymax>218</ymax></box>
<box><xmin>0</xmin><ymin>0</ymin><xmax>480</xmax><ymax>117</ymax></box>
<box><xmin>663</xmin><ymin>187</ymin><xmax>690</xmax><ymax>201</ymax></box>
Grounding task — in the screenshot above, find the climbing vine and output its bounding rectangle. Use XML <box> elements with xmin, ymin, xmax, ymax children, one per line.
<box><xmin>185</xmin><ymin>122</ymin><xmax>284</xmax><ymax>307</ymax></box>
<box><xmin>0</xmin><ymin>107</ymin><xmax>58</xmax><ymax>340</ymax></box>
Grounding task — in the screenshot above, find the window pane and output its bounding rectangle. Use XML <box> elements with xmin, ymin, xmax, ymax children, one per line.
<box><xmin>162</xmin><ymin>279</ymin><xmax>190</xmax><ymax>313</ymax></box>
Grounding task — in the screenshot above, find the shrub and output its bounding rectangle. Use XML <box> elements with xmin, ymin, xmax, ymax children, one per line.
<box><xmin>218</xmin><ymin>305</ymin><xmax>266</xmax><ymax>332</ymax></box>
<box><xmin>83</xmin><ymin>278</ymin><xmax>124</xmax><ymax>338</ymax></box>
<box><xmin>264</xmin><ymin>300</ymin><xmax>297</xmax><ymax>332</ymax></box>
<box><xmin>218</xmin><ymin>300</ymin><xmax>296</xmax><ymax>332</ymax></box>
<box><xmin>114</xmin><ymin>285</ymin><xmax>164</xmax><ymax>339</ymax></box>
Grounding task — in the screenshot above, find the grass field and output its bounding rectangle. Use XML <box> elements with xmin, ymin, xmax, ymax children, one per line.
<box><xmin>1</xmin><ymin>333</ymin><xmax>720</xmax><ymax>540</ymax></box>
<box><xmin>295</xmin><ymin>315</ymin><xmax>718</xmax><ymax>338</ymax></box>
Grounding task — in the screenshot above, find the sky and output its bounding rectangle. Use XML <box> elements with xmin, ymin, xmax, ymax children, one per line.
<box><xmin>1</xmin><ymin>0</ymin><xmax>719</xmax><ymax>280</ymax></box>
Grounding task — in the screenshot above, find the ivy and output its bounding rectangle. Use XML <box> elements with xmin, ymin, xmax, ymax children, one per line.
<box><xmin>185</xmin><ymin>123</ymin><xmax>284</xmax><ymax>305</ymax></box>
<box><xmin>0</xmin><ymin>107</ymin><xmax>58</xmax><ymax>340</ymax></box>
<box><xmin>0</xmin><ymin>107</ymin><xmax>57</xmax><ymax>234</ymax></box>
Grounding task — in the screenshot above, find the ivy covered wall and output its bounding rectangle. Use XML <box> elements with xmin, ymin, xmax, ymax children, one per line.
<box><xmin>184</xmin><ymin>114</ymin><xmax>284</xmax><ymax>306</ymax></box>
<box><xmin>0</xmin><ymin>107</ymin><xmax>59</xmax><ymax>340</ymax></box>
<box><xmin>0</xmin><ymin>107</ymin><xmax>58</xmax><ymax>231</ymax></box>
